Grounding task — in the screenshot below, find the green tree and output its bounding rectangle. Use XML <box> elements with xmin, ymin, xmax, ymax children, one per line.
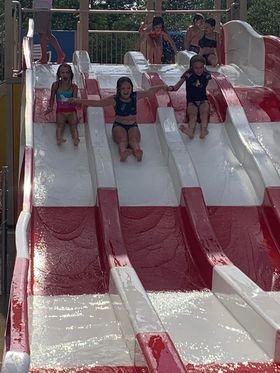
<box><xmin>247</xmin><ymin>0</ymin><xmax>280</xmax><ymax>36</ymax></box>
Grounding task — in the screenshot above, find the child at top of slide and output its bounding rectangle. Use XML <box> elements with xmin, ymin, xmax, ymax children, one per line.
<box><xmin>72</xmin><ymin>77</ymin><xmax>167</xmax><ymax>161</ymax></box>
<box><xmin>139</xmin><ymin>16</ymin><xmax>177</xmax><ymax>64</ymax></box>
<box><xmin>184</xmin><ymin>13</ymin><xmax>205</xmax><ymax>54</ymax></box>
<box><xmin>33</xmin><ymin>0</ymin><xmax>65</xmax><ymax>64</ymax></box>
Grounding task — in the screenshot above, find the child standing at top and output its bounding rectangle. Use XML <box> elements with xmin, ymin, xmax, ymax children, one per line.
<box><xmin>45</xmin><ymin>63</ymin><xmax>79</xmax><ymax>145</ymax></box>
<box><xmin>72</xmin><ymin>77</ymin><xmax>167</xmax><ymax>161</ymax></box>
<box><xmin>168</xmin><ymin>55</ymin><xmax>211</xmax><ymax>139</ymax></box>
<box><xmin>139</xmin><ymin>16</ymin><xmax>177</xmax><ymax>64</ymax></box>
<box><xmin>33</xmin><ymin>0</ymin><xmax>65</xmax><ymax>64</ymax></box>
<box><xmin>184</xmin><ymin>13</ymin><xmax>205</xmax><ymax>54</ymax></box>
<box><xmin>199</xmin><ymin>18</ymin><xmax>220</xmax><ymax>66</ymax></box>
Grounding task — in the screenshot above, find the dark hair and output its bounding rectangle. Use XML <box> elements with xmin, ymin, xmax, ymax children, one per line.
<box><xmin>56</xmin><ymin>63</ymin><xmax>74</xmax><ymax>82</ymax></box>
<box><xmin>193</xmin><ymin>13</ymin><xmax>204</xmax><ymax>24</ymax></box>
<box><xmin>152</xmin><ymin>16</ymin><xmax>165</xmax><ymax>31</ymax></box>
<box><xmin>190</xmin><ymin>54</ymin><xmax>206</xmax><ymax>70</ymax></box>
<box><xmin>205</xmin><ymin>18</ymin><xmax>216</xmax><ymax>28</ymax></box>
<box><xmin>116</xmin><ymin>77</ymin><xmax>134</xmax><ymax>97</ymax></box>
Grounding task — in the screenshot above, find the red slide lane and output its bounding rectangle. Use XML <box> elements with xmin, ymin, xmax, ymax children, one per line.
<box><xmin>30</xmin><ymin>207</ymin><xmax>107</xmax><ymax>296</ymax></box>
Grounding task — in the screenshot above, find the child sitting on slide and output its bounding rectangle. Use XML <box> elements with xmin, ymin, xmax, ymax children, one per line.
<box><xmin>72</xmin><ymin>77</ymin><xmax>167</xmax><ymax>161</ymax></box>
<box><xmin>45</xmin><ymin>63</ymin><xmax>79</xmax><ymax>145</ymax></box>
<box><xmin>168</xmin><ymin>55</ymin><xmax>211</xmax><ymax>139</ymax></box>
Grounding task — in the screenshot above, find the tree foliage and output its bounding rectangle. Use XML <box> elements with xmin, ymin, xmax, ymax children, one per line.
<box><xmin>247</xmin><ymin>0</ymin><xmax>280</xmax><ymax>36</ymax></box>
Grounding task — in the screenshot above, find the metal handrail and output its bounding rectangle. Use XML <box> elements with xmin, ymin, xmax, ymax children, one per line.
<box><xmin>21</xmin><ymin>6</ymin><xmax>235</xmax><ymax>15</ymax></box>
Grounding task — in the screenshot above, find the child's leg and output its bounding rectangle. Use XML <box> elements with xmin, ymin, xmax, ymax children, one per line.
<box><xmin>199</xmin><ymin>101</ymin><xmax>210</xmax><ymax>139</ymax></box>
<box><xmin>128</xmin><ymin>127</ymin><xmax>143</xmax><ymax>161</ymax></box>
<box><xmin>39</xmin><ymin>32</ymin><xmax>49</xmax><ymax>64</ymax></box>
<box><xmin>69</xmin><ymin>113</ymin><xmax>80</xmax><ymax>146</ymax></box>
<box><xmin>48</xmin><ymin>32</ymin><xmax>65</xmax><ymax>64</ymax></box>
<box><xmin>112</xmin><ymin>126</ymin><xmax>131</xmax><ymax>161</ymax></box>
<box><xmin>180</xmin><ymin>103</ymin><xmax>198</xmax><ymax>139</ymax></box>
<box><xmin>56</xmin><ymin>113</ymin><xmax>66</xmax><ymax>145</ymax></box>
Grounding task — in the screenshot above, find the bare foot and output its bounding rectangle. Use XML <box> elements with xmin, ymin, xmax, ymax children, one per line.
<box><xmin>179</xmin><ymin>124</ymin><xmax>195</xmax><ymax>139</ymax></box>
<box><xmin>120</xmin><ymin>148</ymin><xmax>132</xmax><ymax>162</ymax></box>
<box><xmin>57</xmin><ymin>53</ymin><xmax>65</xmax><ymax>64</ymax></box>
<box><xmin>133</xmin><ymin>149</ymin><xmax>143</xmax><ymax>162</ymax></box>
<box><xmin>37</xmin><ymin>59</ymin><xmax>48</xmax><ymax>64</ymax></box>
<box><xmin>57</xmin><ymin>137</ymin><xmax>66</xmax><ymax>145</ymax></box>
<box><xmin>200</xmin><ymin>127</ymin><xmax>209</xmax><ymax>139</ymax></box>
<box><xmin>73</xmin><ymin>137</ymin><xmax>80</xmax><ymax>146</ymax></box>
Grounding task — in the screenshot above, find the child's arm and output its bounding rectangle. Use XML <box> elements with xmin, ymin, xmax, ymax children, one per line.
<box><xmin>71</xmin><ymin>95</ymin><xmax>116</xmax><ymax>108</ymax></box>
<box><xmin>72</xmin><ymin>84</ymin><xmax>78</xmax><ymax>98</ymax></box>
<box><xmin>184</xmin><ymin>27</ymin><xmax>192</xmax><ymax>50</ymax></box>
<box><xmin>163</xmin><ymin>32</ymin><xmax>177</xmax><ymax>54</ymax></box>
<box><xmin>137</xmin><ymin>85</ymin><xmax>167</xmax><ymax>99</ymax></box>
<box><xmin>168</xmin><ymin>73</ymin><xmax>189</xmax><ymax>92</ymax></box>
<box><xmin>45</xmin><ymin>82</ymin><xmax>58</xmax><ymax>114</ymax></box>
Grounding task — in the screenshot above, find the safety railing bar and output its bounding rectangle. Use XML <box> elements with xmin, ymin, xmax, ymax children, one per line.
<box><xmin>21</xmin><ymin>7</ymin><xmax>234</xmax><ymax>15</ymax></box>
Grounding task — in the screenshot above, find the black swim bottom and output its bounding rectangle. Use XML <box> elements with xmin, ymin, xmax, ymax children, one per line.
<box><xmin>189</xmin><ymin>45</ymin><xmax>200</xmax><ymax>54</ymax></box>
<box><xmin>112</xmin><ymin>121</ymin><xmax>138</xmax><ymax>133</ymax></box>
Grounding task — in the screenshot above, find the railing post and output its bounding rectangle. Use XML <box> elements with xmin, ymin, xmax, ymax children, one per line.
<box><xmin>240</xmin><ymin>0</ymin><xmax>247</xmax><ymax>21</ymax></box>
<box><xmin>214</xmin><ymin>0</ymin><xmax>222</xmax><ymax>31</ymax></box>
<box><xmin>79</xmin><ymin>0</ymin><xmax>89</xmax><ymax>51</ymax></box>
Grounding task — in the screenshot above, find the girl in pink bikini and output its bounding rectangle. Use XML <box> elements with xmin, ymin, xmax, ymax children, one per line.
<box><xmin>45</xmin><ymin>63</ymin><xmax>79</xmax><ymax>145</ymax></box>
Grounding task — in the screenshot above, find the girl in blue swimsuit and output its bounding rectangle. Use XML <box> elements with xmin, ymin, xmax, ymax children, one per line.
<box><xmin>72</xmin><ymin>77</ymin><xmax>166</xmax><ymax>161</ymax></box>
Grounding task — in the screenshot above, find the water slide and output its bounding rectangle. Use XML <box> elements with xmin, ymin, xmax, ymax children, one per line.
<box><xmin>3</xmin><ymin>20</ymin><xmax>280</xmax><ymax>372</ymax></box>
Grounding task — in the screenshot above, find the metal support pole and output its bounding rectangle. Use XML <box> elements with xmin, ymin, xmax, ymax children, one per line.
<box><xmin>79</xmin><ymin>0</ymin><xmax>89</xmax><ymax>51</ymax></box>
<box><xmin>214</xmin><ymin>0</ymin><xmax>222</xmax><ymax>30</ymax></box>
<box><xmin>4</xmin><ymin>0</ymin><xmax>15</xmax><ymax>227</ymax></box>
<box><xmin>227</xmin><ymin>0</ymin><xmax>234</xmax><ymax>20</ymax></box>
<box><xmin>240</xmin><ymin>0</ymin><xmax>247</xmax><ymax>21</ymax></box>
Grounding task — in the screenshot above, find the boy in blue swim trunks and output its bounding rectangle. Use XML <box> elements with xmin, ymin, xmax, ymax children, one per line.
<box><xmin>72</xmin><ymin>77</ymin><xmax>167</xmax><ymax>161</ymax></box>
<box><xmin>168</xmin><ymin>55</ymin><xmax>211</xmax><ymax>139</ymax></box>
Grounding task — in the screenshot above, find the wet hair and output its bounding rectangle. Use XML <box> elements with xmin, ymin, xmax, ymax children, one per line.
<box><xmin>56</xmin><ymin>63</ymin><xmax>74</xmax><ymax>82</ymax></box>
<box><xmin>205</xmin><ymin>18</ymin><xmax>216</xmax><ymax>28</ymax></box>
<box><xmin>116</xmin><ymin>76</ymin><xmax>134</xmax><ymax>98</ymax></box>
<box><xmin>189</xmin><ymin>54</ymin><xmax>206</xmax><ymax>70</ymax></box>
<box><xmin>152</xmin><ymin>16</ymin><xmax>165</xmax><ymax>31</ymax></box>
<box><xmin>192</xmin><ymin>13</ymin><xmax>204</xmax><ymax>24</ymax></box>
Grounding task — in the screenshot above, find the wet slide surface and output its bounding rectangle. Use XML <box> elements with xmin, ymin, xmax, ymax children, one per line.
<box><xmin>93</xmin><ymin>66</ymin><xmax>277</xmax><ymax>367</ymax></box>
<box><xmin>120</xmin><ymin>206</ymin><xmax>206</xmax><ymax>291</ymax></box>
<box><xmin>31</xmin><ymin>207</ymin><xmax>106</xmax><ymax>296</ymax></box>
<box><xmin>25</xmin><ymin>61</ymin><xmax>280</xmax><ymax>371</ymax></box>
<box><xmin>151</xmin><ymin>63</ymin><xmax>280</xmax><ymax>292</ymax></box>
<box><xmin>28</xmin><ymin>64</ymin><xmax>136</xmax><ymax>371</ymax></box>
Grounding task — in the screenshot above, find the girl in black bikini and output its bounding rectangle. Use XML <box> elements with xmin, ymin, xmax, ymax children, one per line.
<box><xmin>168</xmin><ymin>55</ymin><xmax>211</xmax><ymax>139</ymax></box>
<box><xmin>72</xmin><ymin>77</ymin><xmax>167</xmax><ymax>161</ymax></box>
<box><xmin>199</xmin><ymin>18</ymin><xmax>220</xmax><ymax>66</ymax></box>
